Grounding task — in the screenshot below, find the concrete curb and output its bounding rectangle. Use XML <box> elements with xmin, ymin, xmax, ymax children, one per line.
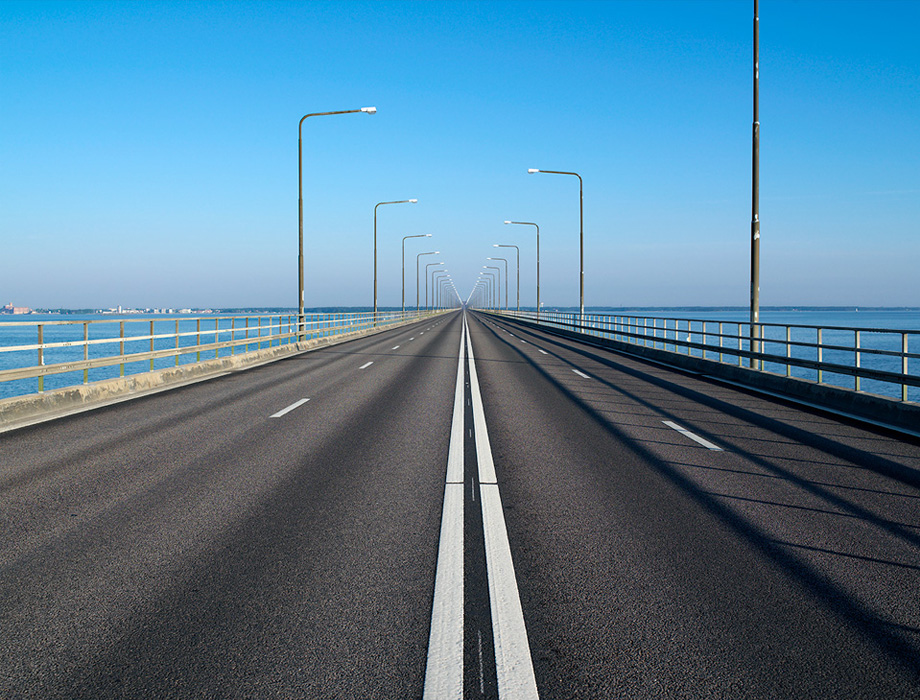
<box><xmin>0</xmin><ymin>315</ymin><xmax>442</xmax><ymax>434</ymax></box>
<box><xmin>497</xmin><ymin>314</ymin><xmax>920</xmax><ymax>439</ymax></box>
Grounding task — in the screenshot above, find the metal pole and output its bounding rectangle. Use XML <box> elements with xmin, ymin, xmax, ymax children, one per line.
<box><xmin>505</xmin><ymin>221</ymin><xmax>539</xmax><ymax>314</ymax></box>
<box><xmin>402</xmin><ymin>234</ymin><xmax>430</xmax><ymax>317</ymax></box>
<box><xmin>416</xmin><ymin>251</ymin><xmax>438</xmax><ymax>315</ymax></box>
<box><xmin>299</xmin><ymin>107</ymin><xmax>375</xmax><ymax>339</ymax></box>
<box><xmin>426</xmin><ymin>262</ymin><xmax>444</xmax><ymax>311</ymax></box>
<box><xmin>494</xmin><ymin>244</ymin><xmax>519</xmax><ymax>311</ymax></box>
<box><xmin>374</xmin><ymin>199</ymin><xmax>417</xmax><ymax>326</ymax></box>
<box><xmin>527</xmin><ymin>169</ymin><xmax>583</xmax><ymax>318</ymax></box>
<box><xmin>750</xmin><ymin>0</ymin><xmax>761</xmax><ymax>369</ymax></box>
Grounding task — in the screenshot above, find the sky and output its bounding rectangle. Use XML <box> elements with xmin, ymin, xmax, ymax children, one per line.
<box><xmin>1</xmin><ymin>0</ymin><xmax>918</xmax><ymax>310</ymax></box>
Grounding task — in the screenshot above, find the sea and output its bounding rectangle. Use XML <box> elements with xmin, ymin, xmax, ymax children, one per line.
<box><xmin>1</xmin><ymin>308</ymin><xmax>918</xmax><ymax>404</ymax></box>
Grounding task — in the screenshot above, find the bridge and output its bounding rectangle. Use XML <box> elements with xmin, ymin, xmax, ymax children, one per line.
<box><xmin>1</xmin><ymin>308</ymin><xmax>918</xmax><ymax>698</ymax></box>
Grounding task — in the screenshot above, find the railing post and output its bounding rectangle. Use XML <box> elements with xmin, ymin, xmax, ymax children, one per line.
<box><xmin>175</xmin><ymin>320</ymin><xmax>180</xmax><ymax>366</ymax></box>
<box><xmin>215</xmin><ymin>318</ymin><xmax>220</xmax><ymax>358</ymax></box>
<box><xmin>903</xmin><ymin>332</ymin><xmax>909</xmax><ymax>402</ymax></box>
<box><xmin>817</xmin><ymin>328</ymin><xmax>823</xmax><ymax>384</ymax></box>
<box><xmin>84</xmin><ymin>322</ymin><xmax>90</xmax><ymax>384</ymax></box>
<box><xmin>737</xmin><ymin>323</ymin><xmax>743</xmax><ymax>366</ymax></box>
<box><xmin>150</xmin><ymin>320</ymin><xmax>155</xmax><ymax>371</ymax></box>
<box><xmin>119</xmin><ymin>321</ymin><xmax>126</xmax><ymax>377</ymax></box>
<box><xmin>37</xmin><ymin>324</ymin><xmax>44</xmax><ymax>393</ymax></box>
<box><xmin>786</xmin><ymin>326</ymin><xmax>792</xmax><ymax>377</ymax></box>
<box><xmin>231</xmin><ymin>317</ymin><xmax>236</xmax><ymax>355</ymax></box>
<box><xmin>718</xmin><ymin>322</ymin><xmax>724</xmax><ymax>363</ymax></box>
<box><xmin>854</xmin><ymin>330</ymin><xmax>861</xmax><ymax>391</ymax></box>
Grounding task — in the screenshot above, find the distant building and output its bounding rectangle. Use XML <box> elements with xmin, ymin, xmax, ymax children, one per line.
<box><xmin>1</xmin><ymin>302</ymin><xmax>32</xmax><ymax>315</ymax></box>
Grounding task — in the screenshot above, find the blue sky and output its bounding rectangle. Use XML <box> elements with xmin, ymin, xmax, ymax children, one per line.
<box><xmin>2</xmin><ymin>0</ymin><xmax>918</xmax><ymax>309</ymax></box>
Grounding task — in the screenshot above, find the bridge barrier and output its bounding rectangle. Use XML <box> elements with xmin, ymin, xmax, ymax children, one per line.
<box><xmin>487</xmin><ymin>310</ymin><xmax>920</xmax><ymax>436</ymax></box>
<box><xmin>0</xmin><ymin>310</ymin><xmax>447</xmax><ymax>432</ymax></box>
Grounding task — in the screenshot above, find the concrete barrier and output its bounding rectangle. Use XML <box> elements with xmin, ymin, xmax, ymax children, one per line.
<box><xmin>0</xmin><ymin>315</ymin><xmax>440</xmax><ymax>433</ymax></box>
<box><xmin>503</xmin><ymin>315</ymin><xmax>920</xmax><ymax>438</ymax></box>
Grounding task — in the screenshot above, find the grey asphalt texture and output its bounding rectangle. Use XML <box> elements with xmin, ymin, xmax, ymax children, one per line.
<box><xmin>1</xmin><ymin>310</ymin><xmax>919</xmax><ymax>698</ymax></box>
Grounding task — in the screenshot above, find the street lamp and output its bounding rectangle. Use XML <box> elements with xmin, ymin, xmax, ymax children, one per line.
<box><xmin>416</xmin><ymin>251</ymin><xmax>439</xmax><ymax>315</ymax></box>
<box><xmin>528</xmin><ymin>167</ymin><xmax>584</xmax><ymax>319</ymax></box>
<box><xmin>494</xmin><ymin>243</ymin><xmax>520</xmax><ymax>312</ymax></box>
<box><xmin>484</xmin><ymin>263</ymin><xmax>505</xmax><ymax>309</ymax></box>
<box><xmin>483</xmin><ymin>267</ymin><xmax>500</xmax><ymax>310</ymax></box>
<box><xmin>402</xmin><ymin>234</ymin><xmax>431</xmax><ymax>317</ymax></box>
<box><xmin>477</xmin><ymin>278</ymin><xmax>493</xmax><ymax>309</ymax></box>
<box><xmin>427</xmin><ymin>263</ymin><xmax>445</xmax><ymax>310</ymax></box>
<box><xmin>434</xmin><ymin>272</ymin><xmax>449</xmax><ymax>309</ymax></box>
<box><xmin>750</xmin><ymin>0</ymin><xmax>761</xmax><ymax>368</ymax></box>
<box><xmin>374</xmin><ymin>199</ymin><xmax>417</xmax><ymax>324</ymax></box>
<box><xmin>298</xmin><ymin>106</ymin><xmax>376</xmax><ymax>338</ymax></box>
<box><xmin>487</xmin><ymin>256</ymin><xmax>509</xmax><ymax>310</ymax></box>
<box><xmin>504</xmin><ymin>221</ymin><xmax>539</xmax><ymax>315</ymax></box>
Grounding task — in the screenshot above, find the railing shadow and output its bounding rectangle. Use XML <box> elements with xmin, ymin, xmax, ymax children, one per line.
<box><xmin>470</xmin><ymin>312</ymin><xmax>920</xmax><ymax>677</ymax></box>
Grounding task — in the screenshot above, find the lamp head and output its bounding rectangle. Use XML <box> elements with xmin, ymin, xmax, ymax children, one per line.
<box><xmin>503</xmin><ymin>220</ymin><xmax>511</xmax><ymax>224</ymax></box>
<box><xmin>409</xmin><ymin>198</ymin><xmax>418</xmax><ymax>203</ymax></box>
<box><xmin>360</xmin><ymin>106</ymin><xmax>377</xmax><ymax>114</ymax></box>
<box><xmin>527</xmin><ymin>168</ymin><xmax>540</xmax><ymax>174</ymax></box>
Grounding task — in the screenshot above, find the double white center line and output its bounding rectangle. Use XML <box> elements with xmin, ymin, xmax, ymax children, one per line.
<box><xmin>424</xmin><ymin>315</ymin><xmax>539</xmax><ymax>699</ymax></box>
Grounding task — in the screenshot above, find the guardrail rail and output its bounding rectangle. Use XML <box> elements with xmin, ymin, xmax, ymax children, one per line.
<box><xmin>0</xmin><ymin>310</ymin><xmax>442</xmax><ymax>400</ymax></box>
<box><xmin>490</xmin><ymin>310</ymin><xmax>920</xmax><ymax>404</ymax></box>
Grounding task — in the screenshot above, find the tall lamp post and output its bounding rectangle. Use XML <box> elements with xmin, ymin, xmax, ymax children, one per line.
<box><xmin>426</xmin><ymin>263</ymin><xmax>444</xmax><ymax>310</ymax></box>
<box><xmin>493</xmin><ymin>244</ymin><xmax>519</xmax><ymax>311</ymax></box>
<box><xmin>750</xmin><ymin>0</ymin><xmax>761</xmax><ymax>368</ymax></box>
<box><xmin>484</xmin><ymin>263</ymin><xmax>505</xmax><ymax>309</ymax></box>
<box><xmin>487</xmin><ymin>257</ymin><xmax>508</xmax><ymax>309</ymax></box>
<box><xmin>298</xmin><ymin>106</ymin><xmax>376</xmax><ymax>338</ymax></box>
<box><xmin>504</xmin><ymin>221</ymin><xmax>539</xmax><ymax>315</ymax></box>
<box><xmin>479</xmin><ymin>279</ymin><xmax>494</xmax><ymax>309</ymax></box>
<box><xmin>402</xmin><ymin>234</ymin><xmax>431</xmax><ymax>317</ymax></box>
<box><xmin>374</xmin><ymin>199</ymin><xmax>417</xmax><ymax>325</ymax></box>
<box><xmin>434</xmin><ymin>273</ymin><xmax>449</xmax><ymax>309</ymax></box>
<box><xmin>484</xmin><ymin>267</ymin><xmax>501</xmax><ymax>309</ymax></box>
<box><xmin>528</xmin><ymin>168</ymin><xmax>584</xmax><ymax>320</ymax></box>
<box><xmin>416</xmin><ymin>251</ymin><xmax>439</xmax><ymax>315</ymax></box>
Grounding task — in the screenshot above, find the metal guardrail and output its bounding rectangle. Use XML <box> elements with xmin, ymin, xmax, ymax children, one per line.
<box><xmin>0</xmin><ymin>310</ymin><xmax>442</xmax><ymax>398</ymax></box>
<box><xmin>491</xmin><ymin>310</ymin><xmax>920</xmax><ymax>403</ymax></box>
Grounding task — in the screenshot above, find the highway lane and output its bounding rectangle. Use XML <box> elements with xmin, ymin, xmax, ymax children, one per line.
<box><xmin>3</xmin><ymin>307</ymin><xmax>920</xmax><ymax>699</ymax></box>
<box><xmin>0</xmin><ymin>313</ymin><xmax>460</xmax><ymax>699</ymax></box>
<box><xmin>470</xmin><ymin>311</ymin><xmax>920</xmax><ymax>698</ymax></box>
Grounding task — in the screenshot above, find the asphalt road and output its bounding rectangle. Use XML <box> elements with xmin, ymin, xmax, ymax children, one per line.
<box><xmin>2</xmin><ymin>309</ymin><xmax>919</xmax><ymax>698</ymax></box>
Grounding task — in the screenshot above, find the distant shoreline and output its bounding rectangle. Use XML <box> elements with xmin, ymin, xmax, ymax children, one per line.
<box><xmin>3</xmin><ymin>305</ymin><xmax>920</xmax><ymax>316</ymax></box>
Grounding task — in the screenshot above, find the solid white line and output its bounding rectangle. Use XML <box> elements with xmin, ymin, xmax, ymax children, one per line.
<box><xmin>465</xmin><ymin>315</ymin><xmax>540</xmax><ymax>699</ymax></box>
<box><xmin>662</xmin><ymin>420</ymin><xmax>723</xmax><ymax>451</ymax></box>
<box><xmin>270</xmin><ymin>398</ymin><xmax>309</xmax><ymax>418</ymax></box>
<box><xmin>423</xmin><ymin>320</ymin><xmax>466</xmax><ymax>699</ymax></box>
<box><xmin>572</xmin><ymin>369</ymin><xmax>591</xmax><ymax>379</ymax></box>
<box><xmin>359</xmin><ymin>361</ymin><xmax>374</xmax><ymax>369</ymax></box>
<box><xmin>537</xmin><ymin>348</ymin><xmax>548</xmax><ymax>355</ymax></box>
<box><xmin>392</xmin><ymin>345</ymin><xmax>400</xmax><ymax>350</ymax></box>
<box><xmin>423</xmin><ymin>484</ymin><xmax>464</xmax><ymax>698</ymax></box>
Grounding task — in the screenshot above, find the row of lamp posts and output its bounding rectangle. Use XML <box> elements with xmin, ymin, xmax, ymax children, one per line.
<box><xmin>298</xmin><ymin>105</ymin><xmax>458</xmax><ymax>337</ymax></box>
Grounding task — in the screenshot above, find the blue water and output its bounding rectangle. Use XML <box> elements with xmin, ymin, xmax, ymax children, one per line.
<box><xmin>1</xmin><ymin>309</ymin><xmax>918</xmax><ymax>403</ymax></box>
<box><xmin>0</xmin><ymin>311</ymin><xmax>346</xmax><ymax>401</ymax></box>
